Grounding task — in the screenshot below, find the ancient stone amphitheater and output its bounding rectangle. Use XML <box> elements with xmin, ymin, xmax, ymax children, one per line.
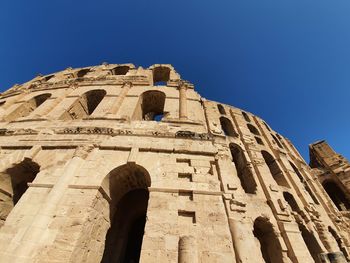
<box><xmin>0</xmin><ymin>63</ymin><xmax>349</xmax><ymax>263</ymax></box>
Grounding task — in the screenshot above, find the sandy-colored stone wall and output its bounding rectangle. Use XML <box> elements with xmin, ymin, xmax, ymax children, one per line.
<box><xmin>0</xmin><ymin>63</ymin><xmax>348</xmax><ymax>262</ymax></box>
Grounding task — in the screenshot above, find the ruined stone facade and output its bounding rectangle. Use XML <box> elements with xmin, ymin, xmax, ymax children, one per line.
<box><xmin>0</xmin><ymin>63</ymin><xmax>348</xmax><ymax>263</ymax></box>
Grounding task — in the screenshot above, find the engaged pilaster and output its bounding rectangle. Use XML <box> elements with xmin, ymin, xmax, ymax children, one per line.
<box><xmin>12</xmin><ymin>145</ymin><xmax>95</xmax><ymax>261</ymax></box>
<box><xmin>108</xmin><ymin>82</ymin><xmax>132</xmax><ymax>116</ymax></box>
<box><xmin>178</xmin><ymin>81</ymin><xmax>188</xmax><ymax>120</ymax></box>
<box><xmin>178</xmin><ymin>235</ymin><xmax>198</xmax><ymax>263</ymax></box>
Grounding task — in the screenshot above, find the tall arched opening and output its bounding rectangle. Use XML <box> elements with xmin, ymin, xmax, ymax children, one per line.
<box><xmin>283</xmin><ymin>192</ymin><xmax>324</xmax><ymax>261</ymax></box>
<box><xmin>62</xmin><ymin>89</ymin><xmax>106</xmax><ymax>120</ymax></box>
<box><xmin>112</xmin><ymin>66</ymin><xmax>130</xmax><ymax>75</ymax></box>
<box><xmin>101</xmin><ymin>164</ymin><xmax>151</xmax><ymax>263</ymax></box>
<box><xmin>217</xmin><ymin>104</ymin><xmax>226</xmax><ymax>115</ymax></box>
<box><xmin>220</xmin><ymin>117</ymin><xmax>237</xmax><ymax>137</ymax></box>
<box><xmin>152</xmin><ymin>66</ymin><xmax>170</xmax><ymax>85</ymax></box>
<box><xmin>322</xmin><ymin>180</ymin><xmax>350</xmax><ymax>211</ymax></box>
<box><xmin>76</xmin><ymin>68</ymin><xmax>90</xmax><ymax>78</ymax></box>
<box><xmin>132</xmin><ymin>90</ymin><xmax>166</xmax><ymax>121</ymax></box>
<box><xmin>261</xmin><ymin>151</ymin><xmax>289</xmax><ymax>188</ymax></box>
<box><xmin>253</xmin><ymin>217</ymin><xmax>284</xmax><ymax>263</ymax></box>
<box><xmin>283</xmin><ymin>191</ymin><xmax>300</xmax><ymax>213</ymax></box>
<box><xmin>242</xmin><ymin>111</ymin><xmax>251</xmax><ymax>122</ymax></box>
<box><xmin>247</xmin><ymin>123</ymin><xmax>260</xmax><ymax>136</ymax></box>
<box><xmin>289</xmin><ymin>161</ymin><xmax>319</xmax><ymax>204</ymax></box>
<box><xmin>0</xmin><ymin>158</ymin><xmax>40</xmax><ymax>226</ymax></box>
<box><xmin>5</xmin><ymin>93</ymin><xmax>51</xmax><ymax>121</ymax></box>
<box><xmin>328</xmin><ymin>226</ymin><xmax>348</xmax><ymax>259</ymax></box>
<box><xmin>299</xmin><ymin>224</ymin><xmax>323</xmax><ymax>262</ymax></box>
<box><xmin>271</xmin><ymin>134</ymin><xmax>283</xmax><ymax>149</ymax></box>
<box><xmin>229</xmin><ymin>143</ymin><xmax>257</xmax><ymax>194</ymax></box>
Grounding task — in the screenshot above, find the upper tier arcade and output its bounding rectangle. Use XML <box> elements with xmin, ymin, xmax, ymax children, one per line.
<box><xmin>0</xmin><ymin>63</ymin><xmax>288</xmax><ymax>146</ymax></box>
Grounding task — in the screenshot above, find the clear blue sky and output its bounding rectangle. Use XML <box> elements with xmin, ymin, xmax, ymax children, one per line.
<box><xmin>1</xmin><ymin>0</ymin><xmax>349</xmax><ymax>162</ymax></box>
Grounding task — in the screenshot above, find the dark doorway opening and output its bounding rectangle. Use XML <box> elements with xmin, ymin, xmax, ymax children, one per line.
<box><xmin>322</xmin><ymin>180</ymin><xmax>350</xmax><ymax>211</ymax></box>
<box><xmin>124</xmin><ymin>216</ymin><xmax>147</xmax><ymax>262</ymax></box>
<box><xmin>0</xmin><ymin>159</ymin><xmax>40</xmax><ymax>226</ymax></box>
<box><xmin>299</xmin><ymin>224</ymin><xmax>323</xmax><ymax>263</ymax></box>
<box><xmin>253</xmin><ymin>217</ymin><xmax>284</xmax><ymax>263</ymax></box>
<box><xmin>102</xmin><ymin>189</ymin><xmax>149</xmax><ymax>263</ymax></box>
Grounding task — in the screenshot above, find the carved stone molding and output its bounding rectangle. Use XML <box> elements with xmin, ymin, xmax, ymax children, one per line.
<box><xmin>60</xmin><ymin>127</ymin><xmax>115</xmax><ymax>135</ymax></box>
<box><xmin>175</xmin><ymin>131</ymin><xmax>211</xmax><ymax>140</ymax></box>
<box><xmin>0</xmin><ymin>128</ymin><xmax>38</xmax><ymax>136</ymax></box>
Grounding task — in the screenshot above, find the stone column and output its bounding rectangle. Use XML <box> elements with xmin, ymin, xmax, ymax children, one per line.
<box><xmin>228</xmin><ymin>219</ymin><xmax>252</xmax><ymax>263</ymax></box>
<box><xmin>108</xmin><ymin>82</ymin><xmax>132</xmax><ymax>115</ymax></box>
<box><xmin>178</xmin><ymin>82</ymin><xmax>188</xmax><ymax>120</ymax></box>
<box><xmin>178</xmin><ymin>235</ymin><xmax>198</xmax><ymax>263</ymax></box>
<box><xmin>12</xmin><ymin>145</ymin><xmax>94</xmax><ymax>262</ymax></box>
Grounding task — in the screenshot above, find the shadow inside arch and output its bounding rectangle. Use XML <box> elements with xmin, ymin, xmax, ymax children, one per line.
<box><xmin>0</xmin><ymin>158</ymin><xmax>40</xmax><ymax>227</ymax></box>
<box><xmin>253</xmin><ymin>216</ymin><xmax>285</xmax><ymax>263</ymax></box>
<box><xmin>101</xmin><ymin>163</ymin><xmax>151</xmax><ymax>263</ymax></box>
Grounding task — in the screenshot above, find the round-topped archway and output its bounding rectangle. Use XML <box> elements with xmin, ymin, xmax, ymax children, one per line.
<box><xmin>100</xmin><ymin>164</ymin><xmax>151</xmax><ymax>263</ymax></box>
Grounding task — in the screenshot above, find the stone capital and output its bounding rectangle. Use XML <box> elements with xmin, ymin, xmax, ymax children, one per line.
<box><xmin>178</xmin><ymin>80</ymin><xmax>189</xmax><ymax>90</ymax></box>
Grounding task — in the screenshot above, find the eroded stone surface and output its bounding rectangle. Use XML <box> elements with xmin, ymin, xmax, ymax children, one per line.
<box><xmin>0</xmin><ymin>63</ymin><xmax>348</xmax><ymax>263</ymax></box>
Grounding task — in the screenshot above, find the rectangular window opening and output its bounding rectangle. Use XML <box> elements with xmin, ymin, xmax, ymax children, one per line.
<box><xmin>179</xmin><ymin>190</ymin><xmax>194</xmax><ymax>201</ymax></box>
<box><xmin>176</xmin><ymin>158</ymin><xmax>191</xmax><ymax>165</ymax></box>
<box><xmin>178</xmin><ymin>173</ymin><xmax>193</xmax><ymax>182</ymax></box>
<box><xmin>178</xmin><ymin>210</ymin><xmax>196</xmax><ymax>224</ymax></box>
